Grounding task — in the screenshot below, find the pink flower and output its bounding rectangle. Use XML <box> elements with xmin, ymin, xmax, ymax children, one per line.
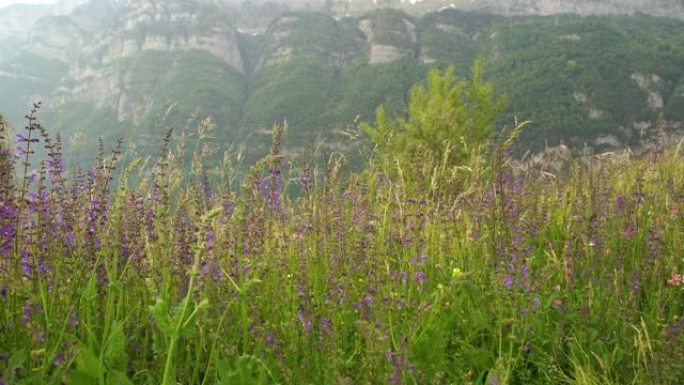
<box><xmin>667</xmin><ymin>268</ymin><xmax>682</xmax><ymax>287</ymax></box>
<box><xmin>553</xmin><ymin>298</ymin><xmax>563</xmax><ymax>310</ymax></box>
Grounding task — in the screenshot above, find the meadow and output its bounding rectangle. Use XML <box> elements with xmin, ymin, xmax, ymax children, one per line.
<box><xmin>1</xmin><ymin>97</ymin><xmax>684</xmax><ymax>385</ymax></box>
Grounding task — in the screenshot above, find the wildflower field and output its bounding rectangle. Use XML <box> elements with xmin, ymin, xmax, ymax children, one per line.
<box><xmin>1</xmin><ymin>101</ymin><xmax>684</xmax><ymax>385</ymax></box>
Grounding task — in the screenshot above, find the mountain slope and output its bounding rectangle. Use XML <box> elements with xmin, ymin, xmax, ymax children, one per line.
<box><xmin>1</xmin><ymin>1</ymin><xmax>683</xmax><ymax>164</ymax></box>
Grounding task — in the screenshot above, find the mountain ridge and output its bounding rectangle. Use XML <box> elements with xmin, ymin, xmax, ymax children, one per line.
<box><xmin>1</xmin><ymin>0</ymin><xmax>683</xmax><ymax>164</ymax></box>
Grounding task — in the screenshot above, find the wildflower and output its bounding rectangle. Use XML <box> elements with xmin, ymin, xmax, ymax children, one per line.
<box><xmin>620</xmin><ymin>223</ymin><xmax>636</xmax><ymax>239</ymax></box>
<box><xmin>553</xmin><ymin>298</ymin><xmax>563</xmax><ymax>310</ymax></box>
<box><xmin>336</xmin><ymin>283</ymin><xmax>345</xmax><ymax>304</ymax></box>
<box><xmin>410</xmin><ymin>254</ymin><xmax>428</xmax><ymax>266</ymax></box>
<box><xmin>321</xmin><ymin>318</ymin><xmax>330</xmax><ymax>335</ymax></box>
<box><xmin>260</xmin><ymin>169</ymin><xmax>283</xmax><ymax>207</ymax></box>
<box><xmin>415</xmin><ymin>271</ymin><xmax>426</xmax><ymax>285</ymax></box>
<box><xmin>20</xmin><ymin>248</ymin><xmax>32</xmax><ymax>278</ymax></box>
<box><xmin>65</xmin><ymin>232</ymin><xmax>75</xmax><ymax>246</ymax></box>
<box><xmin>531</xmin><ymin>297</ymin><xmax>540</xmax><ymax>309</ymax></box>
<box><xmin>452</xmin><ymin>267</ymin><xmax>463</xmax><ymax>280</ymax></box>
<box><xmin>667</xmin><ymin>268</ymin><xmax>682</xmax><ymax>286</ymax></box>
<box><xmin>16</xmin><ymin>134</ymin><xmax>39</xmax><ymax>147</ymax></box>
<box><xmin>504</xmin><ymin>275</ymin><xmax>514</xmax><ymax>290</ymax></box>
<box><xmin>266</xmin><ymin>332</ymin><xmax>277</xmax><ymax>347</ymax></box>
<box><xmin>15</xmin><ymin>147</ymin><xmax>28</xmax><ymax>157</ymax></box>
<box><xmin>298</xmin><ymin>309</ymin><xmax>312</xmax><ymax>333</ymax></box>
<box><xmin>46</xmin><ymin>155</ymin><xmax>64</xmax><ymax>178</ymax></box>
<box><xmin>205</xmin><ymin>231</ymin><xmax>215</xmax><ymax>249</ymax></box>
<box><xmin>22</xmin><ymin>299</ymin><xmax>32</xmax><ymax>323</ymax></box>
<box><xmin>299</xmin><ymin>166</ymin><xmax>311</xmax><ymax>194</ymax></box>
<box><xmin>520</xmin><ymin>265</ymin><xmax>531</xmax><ymax>292</ymax></box>
<box><xmin>386</xmin><ymin>349</ymin><xmax>393</xmax><ymax>363</ymax></box>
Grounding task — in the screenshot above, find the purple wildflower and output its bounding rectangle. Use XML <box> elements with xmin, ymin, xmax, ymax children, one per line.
<box><xmin>531</xmin><ymin>297</ymin><xmax>540</xmax><ymax>309</ymax></box>
<box><xmin>504</xmin><ymin>275</ymin><xmax>514</xmax><ymax>290</ymax></box>
<box><xmin>20</xmin><ymin>248</ymin><xmax>32</xmax><ymax>278</ymax></box>
<box><xmin>54</xmin><ymin>352</ymin><xmax>65</xmax><ymax>366</ymax></box>
<box><xmin>22</xmin><ymin>299</ymin><xmax>32</xmax><ymax>323</ymax></box>
<box><xmin>415</xmin><ymin>271</ymin><xmax>426</xmax><ymax>285</ymax></box>
<box><xmin>298</xmin><ymin>309</ymin><xmax>312</xmax><ymax>333</ymax></box>
<box><xmin>16</xmin><ymin>134</ymin><xmax>39</xmax><ymax>143</ymax></box>
<box><xmin>620</xmin><ymin>223</ymin><xmax>636</xmax><ymax>239</ymax></box>
<box><xmin>321</xmin><ymin>318</ymin><xmax>330</xmax><ymax>335</ymax></box>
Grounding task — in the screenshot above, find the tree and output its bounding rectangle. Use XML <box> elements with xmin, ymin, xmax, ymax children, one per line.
<box><xmin>364</xmin><ymin>59</ymin><xmax>507</xmax><ymax>166</ymax></box>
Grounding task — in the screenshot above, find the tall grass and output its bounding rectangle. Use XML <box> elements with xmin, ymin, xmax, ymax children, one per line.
<box><xmin>0</xmin><ymin>109</ymin><xmax>683</xmax><ymax>384</ymax></box>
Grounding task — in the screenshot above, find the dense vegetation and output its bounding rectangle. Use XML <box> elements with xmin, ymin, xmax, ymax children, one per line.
<box><xmin>3</xmin><ymin>9</ymin><xmax>684</xmax><ymax>166</ymax></box>
<box><xmin>0</xmin><ymin>66</ymin><xmax>683</xmax><ymax>384</ymax></box>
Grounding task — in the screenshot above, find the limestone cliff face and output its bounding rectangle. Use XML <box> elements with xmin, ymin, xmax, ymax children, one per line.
<box><xmin>21</xmin><ymin>0</ymin><xmax>247</xmax><ymax>123</ymax></box>
<box><xmin>25</xmin><ymin>16</ymin><xmax>85</xmax><ymax>63</ymax></box>
<box><xmin>106</xmin><ymin>0</ymin><xmax>244</xmax><ymax>72</ymax></box>
<box><xmin>358</xmin><ymin>12</ymin><xmax>416</xmax><ymax>64</ymax></box>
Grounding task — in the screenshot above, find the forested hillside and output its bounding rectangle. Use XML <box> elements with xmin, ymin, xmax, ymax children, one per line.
<box><xmin>1</xmin><ymin>1</ymin><xmax>683</xmax><ymax>164</ymax></box>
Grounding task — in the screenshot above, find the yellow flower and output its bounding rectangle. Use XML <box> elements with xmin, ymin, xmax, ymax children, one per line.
<box><xmin>452</xmin><ymin>267</ymin><xmax>463</xmax><ymax>280</ymax></box>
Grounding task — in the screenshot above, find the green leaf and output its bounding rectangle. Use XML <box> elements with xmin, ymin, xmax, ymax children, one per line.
<box><xmin>108</xmin><ymin>370</ymin><xmax>135</xmax><ymax>385</ymax></box>
<box><xmin>8</xmin><ymin>349</ymin><xmax>28</xmax><ymax>370</ymax></box>
<box><xmin>215</xmin><ymin>356</ymin><xmax>232</xmax><ymax>385</ymax></box>
<box><xmin>76</xmin><ymin>347</ymin><xmax>100</xmax><ymax>380</ymax></box>
<box><xmin>104</xmin><ymin>321</ymin><xmax>127</xmax><ymax>371</ymax></box>
<box><xmin>67</xmin><ymin>371</ymin><xmax>97</xmax><ymax>385</ymax></box>
<box><xmin>150</xmin><ymin>298</ymin><xmax>173</xmax><ymax>337</ymax></box>
<box><xmin>82</xmin><ymin>278</ymin><xmax>98</xmax><ymax>301</ymax></box>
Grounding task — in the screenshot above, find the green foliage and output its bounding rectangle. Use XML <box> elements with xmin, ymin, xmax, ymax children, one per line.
<box><xmin>1</xmin><ymin>106</ymin><xmax>684</xmax><ymax>384</ymax></box>
<box><xmin>5</xmin><ymin>10</ymin><xmax>684</xmax><ymax>166</ymax></box>
<box><xmin>364</xmin><ymin>60</ymin><xmax>506</xmax><ymax>167</ymax></box>
<box><xmin>488</xmin><ymin>14</ymin><xmax>684</xmax><ymax>148</ymax></box>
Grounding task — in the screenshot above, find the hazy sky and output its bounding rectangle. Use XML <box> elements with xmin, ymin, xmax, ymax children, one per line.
<box><xmin>0</xmin><ymin>0</ymin><xmax>54</xmax><ymax>6</ymax></box>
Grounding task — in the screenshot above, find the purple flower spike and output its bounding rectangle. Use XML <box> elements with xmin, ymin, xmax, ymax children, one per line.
<box><xmin>321</xmin><ymin>318</ymin><xmax>330</xmax><ymax>335</ymax></box>
<box><xmin>298</xmin><ymin>309</ymin><xmax>312</xmax><ymax>333</ymax></box>
<box><xmin>22</xmin><ymin>299</ymin><xmax>32</xmax><ymax>323</ymax></box>
<box><xmin>504</xmin><ymin>275</ymin><xmax>514</xmax><ymax>290</ymax></box>
<box><xmin>415</xmin><ymin>271</ymin><xmax>426</xmax><ymax>285</ymax></box>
